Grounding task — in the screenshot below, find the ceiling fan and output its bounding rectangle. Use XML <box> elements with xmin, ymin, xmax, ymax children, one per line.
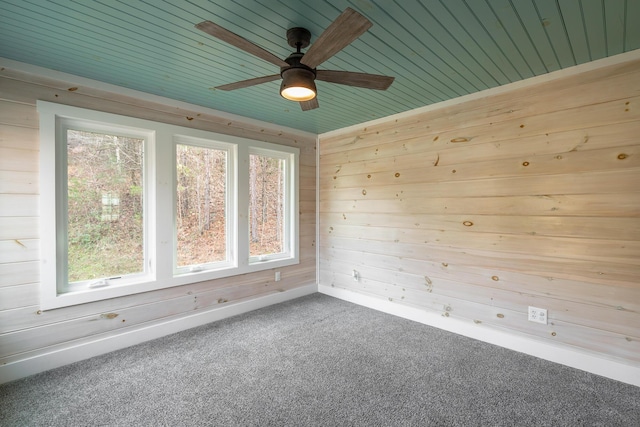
<box><xmin>195</xmin><ymin>7</ymin><xmax>394</xmax><ymax>111</ymax></box>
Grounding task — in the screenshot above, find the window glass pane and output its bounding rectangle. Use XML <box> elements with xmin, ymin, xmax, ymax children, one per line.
<box><xmin>66</xmin><ymin>130</ymin><xmax>144</xmax><ymax>283</ymax></box>
<box><xmin>176</xmin><ymin>144</ymin><xmax>227</xmax><ymax>267</ymax></box>
<box><xmin>249</xmin><ymin>153</ymin><xmax>285</xmax><ymax>257</ymax></box>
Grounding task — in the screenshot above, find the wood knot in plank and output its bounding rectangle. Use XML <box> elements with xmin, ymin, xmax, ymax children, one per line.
<box><xmin>450</xmin><ymin>137</ymin><xmax>469</xmax><ymax>143</ymax></box>
<box><xmin>67</xmin><ymin>87</ymin><xmax>78</xmax><ymax>91</ymax></box>
<box><xmin>101</xmin><ymin>313</ymin><xmax>119</xmax><ymax>319</ymax></box>
<box><xmin>496</xmin><ymin>313</ymin><xmax>504</xmax><ymax>318</ymax></box>
<box><xmin>617</xmin><ymin>153</ymin><xmax>628</xmax><ymax>160</ymax></box>
<box><xmin>463</xmin><ymin>221</ymin><xmax>473</xmax><ymax>227</ymax></box>
<box><xmin>491</xmin><ymin>276</ymin><xmax>499</xmax><ymax>281</ymax></box>
<box><xmin>522</xmin><ymin>161</ymin><xmax>530</xmax><ymax>166</ymax></box>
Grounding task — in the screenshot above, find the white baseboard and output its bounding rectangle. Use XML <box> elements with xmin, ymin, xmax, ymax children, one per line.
<box><xmin>0</xmin><ymin>284</ymin><xmax>317</xmax><ymax>385</ymax></box>
<box><xmin>319</xmin><ymin>284</ymin><xmax>640</xmax><ymax>387</ymax></box>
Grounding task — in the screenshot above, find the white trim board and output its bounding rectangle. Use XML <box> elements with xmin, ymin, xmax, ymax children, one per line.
<box><xmin>319</xmin><ymin>285</ymin><xmax>640</xmax><ymax>388</ymax></box>
<box><xmin>319</xmin><ymin>49</ymin><xmax>640</xmax><ymax>139</ymax></box>
<box><xmin>0</xmin><ymin>284</ymin><xmax>317</xmax><ymax>385</ymax></box>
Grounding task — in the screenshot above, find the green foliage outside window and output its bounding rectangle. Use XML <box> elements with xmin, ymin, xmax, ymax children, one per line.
<box><xmin>66</xmin><ymin>130</ymin><xmax>144</xmax><ymax>282</ymax></box>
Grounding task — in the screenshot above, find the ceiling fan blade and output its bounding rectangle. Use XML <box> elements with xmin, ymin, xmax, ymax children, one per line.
<box><xmin>300</xmin><ymin>8</ymin><xmax>372</xmax><ymax>69</ymax></box>
<box><xmin>300</xmin><ymin>98</ymin><xmax>319</xmax><ymax>111</ymax></box>
<box><xmin>196</xmin><ymin>21</ymin><xmax>288</xmax><ymax>68</ymax></box>
<box><xmin>316</xmin><ymin>70</ymin><xmax>394</xmax><ymax>90</ymax></box>
<box><xmin>216</xmin><ymin>74</ymin><xmax>280</xmax><ymax>91</ymax></box>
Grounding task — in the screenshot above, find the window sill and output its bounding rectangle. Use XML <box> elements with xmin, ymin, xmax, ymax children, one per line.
<box><xmin>41</xmin><ymin>256</ymin><xmax>299</xmax><ymax>311</ymax></box>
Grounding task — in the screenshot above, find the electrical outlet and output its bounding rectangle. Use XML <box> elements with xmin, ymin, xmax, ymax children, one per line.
<box><xmin>528</xmin><ymin>306</ymin><xmax>547</xmax><ymax>324</ymax></box>
<box><xmin>352</xmin><ymin>270</ymin><xmax>360</xmax><ymax>281</ymax></box>
<box><xmin>275</xmin><ymin>271</ymin><xmax>281</xmax><ymax>282</ymax></box>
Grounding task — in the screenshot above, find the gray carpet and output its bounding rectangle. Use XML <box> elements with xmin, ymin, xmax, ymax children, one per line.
<box><xmin>1</xmin><ymin>293</ymin><xmax>639</xmax><ymax>426</ymax></box>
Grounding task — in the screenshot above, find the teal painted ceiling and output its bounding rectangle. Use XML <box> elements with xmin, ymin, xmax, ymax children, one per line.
<box><xmin>1</xmin><ymin>0</ymin><xmax>639</xmax><ymax>134</ymax></box>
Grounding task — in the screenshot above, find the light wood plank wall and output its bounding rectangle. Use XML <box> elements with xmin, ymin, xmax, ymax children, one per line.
<box><xmin>319</xmin><ymin>58</ymin><xmax>640</xmax><ymax>364</ymax></box>
<box><xmin>0</xmin><ymin>69</ymin><xmax>316</xmax><ymax>364</ymax></box>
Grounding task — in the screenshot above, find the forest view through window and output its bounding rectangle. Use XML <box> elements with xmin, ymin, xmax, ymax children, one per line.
<box><xmin>249</xmin><ymin>153</ymin><xmax>286</xmax><ymax>259</ymax></box>
<box><xmin>176</xmin><ymin>143</ymin><xmax>227</xmax><ymax>268</ymax></box>
<box><xmin>66</xmin><ymin>130</ymin><xmax>144</xmax><ymax>284</ymax></box>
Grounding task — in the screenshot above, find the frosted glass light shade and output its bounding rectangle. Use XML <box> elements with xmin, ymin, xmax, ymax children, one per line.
<box><xmin>280</xmin><ymin>68</ymin><xmax>316</xmax><ymax>101</ymax></box>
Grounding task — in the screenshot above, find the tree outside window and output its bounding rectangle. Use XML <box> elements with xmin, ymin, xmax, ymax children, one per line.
<box><xmin>66</xmin><ymin>130</ymin><xmax>144</xmax><ymax>283</ymax></box>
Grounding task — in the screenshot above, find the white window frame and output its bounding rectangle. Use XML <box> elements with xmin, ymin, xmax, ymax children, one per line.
<box><xmin>53</xmin><ymin>116</ymin><xmax>155</xmax><ymax>294</ymax></box>
<box><xmin>172</xmin><ymin>135</ymin><xmax>237</xmax><ymax>276</ymax></box>
<box><xmin>247</xmin><ymin>147</ymin><xmax>296</xmax><ymax>264</ymax></box>
<box><xmin>38</xmin><ymin>101</ymin><xmax>299</xmax><ymax>310</ymax></box>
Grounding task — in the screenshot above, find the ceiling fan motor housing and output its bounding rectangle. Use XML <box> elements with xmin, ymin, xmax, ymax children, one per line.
<box><xmin>281</xmin><ymin>52</ymin><xmax>316</xmax><ymax>76</ymax></box>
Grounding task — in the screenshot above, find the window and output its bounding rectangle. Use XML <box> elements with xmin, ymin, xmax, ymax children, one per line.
<box><xmin>39</xmin><ymin>102</ymin><xmax>298</xmax><ymax>309</ymax></box>
<box><xmin>249</xmin><ymin>149</ymin><xmax>291</xmax><ymax>262</ymax></box>
<box><xmin>65</xmin><ymin>129</ymin><xmax>146</xmax><ymax>289</ymax></box>
<box><xmin>174</xmin><ymin>137</ymin><xmax>234</xmax><ymax>274</ymax></box>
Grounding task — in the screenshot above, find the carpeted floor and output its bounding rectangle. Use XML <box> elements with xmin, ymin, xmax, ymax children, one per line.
<box><xmin>1</xmin><ymin>293</ymin><xmax>639</xmax><ymax>426</ymax></box>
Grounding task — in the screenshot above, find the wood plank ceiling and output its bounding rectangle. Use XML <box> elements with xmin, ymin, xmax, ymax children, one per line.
<box><xmin>0</xmin><ymin>0</ymin><xmax>638</xmax><ymax>134</ymax></box>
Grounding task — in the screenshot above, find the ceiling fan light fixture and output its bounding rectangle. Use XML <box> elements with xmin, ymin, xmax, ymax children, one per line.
<box><xmin>198</xmin><ymin>8</ymin><xmax>393</xmax><ymax>112</ymax></box>
<box><xmin>280</xmin><ymin>67</ymin><xmax>317</xmax><ymax>101</ymax></box>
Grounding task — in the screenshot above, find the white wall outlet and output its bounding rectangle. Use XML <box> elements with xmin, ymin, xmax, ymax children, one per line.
<box><xmin>275</xmin><ymin>271</ymin><xmax>281</xmax><ymax>282</ymax></box>
<box><xmin>528</xmin><ymin>306</ymin><xmax>547</xmax><ymax>324</ymax></box>
<box><xmin>352</xmin><ymin>270</ymin><xmax>360</xmax><ymax>281</ymax></box>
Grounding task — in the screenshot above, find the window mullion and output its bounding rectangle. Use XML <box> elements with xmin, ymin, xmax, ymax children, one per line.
<box><xmin>236</xmin><ymin>144</ymin><xmax>250</xmax><ymax>268</ymax></box>
<box><xmin>154</xmin><ymin>131</ymin><xmax>172</xmax><ymax>281</ymax></box>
